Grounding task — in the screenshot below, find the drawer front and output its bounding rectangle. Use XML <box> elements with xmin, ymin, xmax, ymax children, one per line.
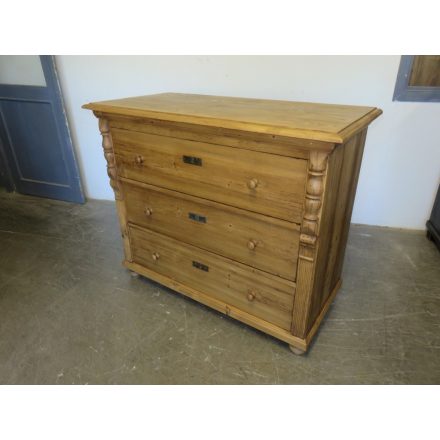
<box><xmin>112</xmin><ymin>128</ymin><xmax>307</xmax><ymax>223</ymax></box>
<box><xmin>122</xmin><ymin>181</ymin><xmax>300</xmax><ymax>280</ymax></box>
<box><xmin>129</xmin><ymin>225</ymin><xmax>295</xmax><ymax>330</ymax></box>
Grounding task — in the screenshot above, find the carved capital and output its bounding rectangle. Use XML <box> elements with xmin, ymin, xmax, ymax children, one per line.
<box><xmin>98</xmin><ymin>118</ymin><xmax>121</xmax><ymax>200</ymax></box>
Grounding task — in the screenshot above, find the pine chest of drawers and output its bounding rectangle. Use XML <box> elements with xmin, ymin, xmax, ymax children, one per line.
<box><xmin>83</xmin><ymin>93</ymin><xmax>381</xmax><ymax>354</ymax></box>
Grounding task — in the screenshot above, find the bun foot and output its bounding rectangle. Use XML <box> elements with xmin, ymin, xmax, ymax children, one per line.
<box><xmin>130</xmin><ymin>270</ymin><xmax>140</xmax><ymax>278</ymax></box>
<box><xmin>289</xmin><ymin>344</ymin><xmax>306</xmax><ymax>355</ymax></box>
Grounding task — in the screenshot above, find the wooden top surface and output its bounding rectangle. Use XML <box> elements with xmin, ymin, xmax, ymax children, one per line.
<box><xmin>83</xmin><ymin>93</ymin><xmax>382</xmax><ymax>144</ymax></box>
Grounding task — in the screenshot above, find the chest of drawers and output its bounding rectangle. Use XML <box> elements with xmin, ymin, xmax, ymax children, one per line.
<box><xmin>83</xmin><ymin>93</ymin><xmax>381</xmax><ymax>354</ymax></box>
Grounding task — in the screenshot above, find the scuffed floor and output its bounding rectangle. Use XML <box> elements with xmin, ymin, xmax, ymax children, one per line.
<box><xmin>0</xmin><ymin>190</ymin><xmax>439</xmax><ymax>384</ymax></box>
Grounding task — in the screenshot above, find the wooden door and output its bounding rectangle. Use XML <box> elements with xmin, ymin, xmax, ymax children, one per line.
<box><xmin>0</xmin><ymin>55</ymin><xmax>84</xmax><ymax>203</ymax></box>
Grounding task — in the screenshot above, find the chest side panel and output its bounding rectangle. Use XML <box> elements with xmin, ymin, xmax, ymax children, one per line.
<box><xmin>291</xmin><ymin>129</ymin><xmax>368</xmax><ymax>339</ymax></box>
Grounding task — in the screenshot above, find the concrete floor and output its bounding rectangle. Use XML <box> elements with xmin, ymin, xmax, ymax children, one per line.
<box><xmin>0</xmin><ymin>190</ymin><xmax>439</xmax><ymax>384</ymax></box>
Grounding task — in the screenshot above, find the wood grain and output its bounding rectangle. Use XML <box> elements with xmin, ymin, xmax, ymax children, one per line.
<box><xmin>121</xmin><ymin>179</ymin><xmax>300</xmax><ymax>280</ymax></box>
<box><xmin>301</xmin><ymin>129</ymin><xmax>367</xmax><ymax>334</ymax></box>
<box><xmin>305</xmin><ymin>279</ymin><xmax>342</xmax><ymax>346</ymax></box>
<box><xmin>409</xmin><ymin>56</ymin><xmax>440</xmax><ymax>87</ymax></box>
<box><xmin>307</xmin><ymin>143</ymin><xmax>345</xmax><ymax>324</ymax></box>
<box><xmin>129</xmin><ymin>225</ymin><xmax>295</xmax><ymax>330</ymax></box>
<box><xmin>112</xmin><ymin>128</ymin><xmax>308</xmax><ymax>223</ymax></box>
<box><xmin>98</xmin><ymin>118</ymin><xmax>132</xmax><ymax>262</ymax></box>
<box><xmin>84</xmin><ymin>93</ymin><xmax>382</xmax><ymax>144</ymax></box>
<box><xmin>84</xmin><ymin>93</ymin><xmax>382</xmax><ymax>353</ymax></box>
<box><xmin>107</xmin><ymin>115</ymin><xmax>325</xmax><ymax>158</ymax></box>
<box><xmin>290</xmin><ymin>151</ymin><xmax>329</xmax><ymax>338</ymax></box>
<box><xmin>331</xmin><ymin>129</ymin><xmax>368</xmax><ymax>287</ymax></box>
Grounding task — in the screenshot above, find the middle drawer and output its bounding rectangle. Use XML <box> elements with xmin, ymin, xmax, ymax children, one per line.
<box><xmin>122</xmin><ymin>180</ymin><xmax>300</xmax><ymax>281</ymax></box>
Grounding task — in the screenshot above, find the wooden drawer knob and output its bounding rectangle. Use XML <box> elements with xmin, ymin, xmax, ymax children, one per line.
<box><xmin>247</xmin><ymin>290</ymin><xmax>256</xmax><ymax>302</ymax></box>
<box><xmin>145</xmin><ymin>207</ymin><xmax>153</xmax><ymax>216</ymax></box>
<box><xmin>247</xmin><ymin>239</ymin><xmax>258</xmax><ymax>250</ymax></box>
<box><xmin>247</xmin><ymin>178</ymin><xmax>259</xmax><ymax>189</ymax></box>
<box><xmin>135</xmin><ymin>155</ymin><xmax>144</xmax><ymax>165</ymax></box>
<box><xmin>152</xmin><ymin>252</ymin><xmax>160</xmax><ymax>261</ymax></box>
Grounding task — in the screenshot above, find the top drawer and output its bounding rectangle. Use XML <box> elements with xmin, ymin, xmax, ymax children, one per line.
<box><xmin>111</xmin><ymin>128</ymin><xmax>307</xmax><ymax>223</ymax></box>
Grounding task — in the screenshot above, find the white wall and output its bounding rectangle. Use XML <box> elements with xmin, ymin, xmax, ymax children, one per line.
<box><xmin>55</xmin><ymin>56</ymin><xmax>440</xmax><ymax>230</ymax></box>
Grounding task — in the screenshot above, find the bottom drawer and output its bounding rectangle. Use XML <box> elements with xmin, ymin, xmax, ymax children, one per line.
<box><xmin>129</xmin><ymin>225</ymin><xmax>295</xmax><ymax>331</ymax></box>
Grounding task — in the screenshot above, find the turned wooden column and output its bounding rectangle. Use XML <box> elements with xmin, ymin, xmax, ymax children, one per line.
<box><xmin>96</xmin><ymin>114</ymin><xmax>132</xmax><ymax>262</ymax></box>
<box><xmin>291</xmin><ymin>151</ymin><xmax>329</xmax><ymax>338</ymax></box>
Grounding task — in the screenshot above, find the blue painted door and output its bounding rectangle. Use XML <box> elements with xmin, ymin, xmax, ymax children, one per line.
<box><xmin>0</xmin><ymin>56</ymin><xmax>84</xmax><ymax>203</ymax></box>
